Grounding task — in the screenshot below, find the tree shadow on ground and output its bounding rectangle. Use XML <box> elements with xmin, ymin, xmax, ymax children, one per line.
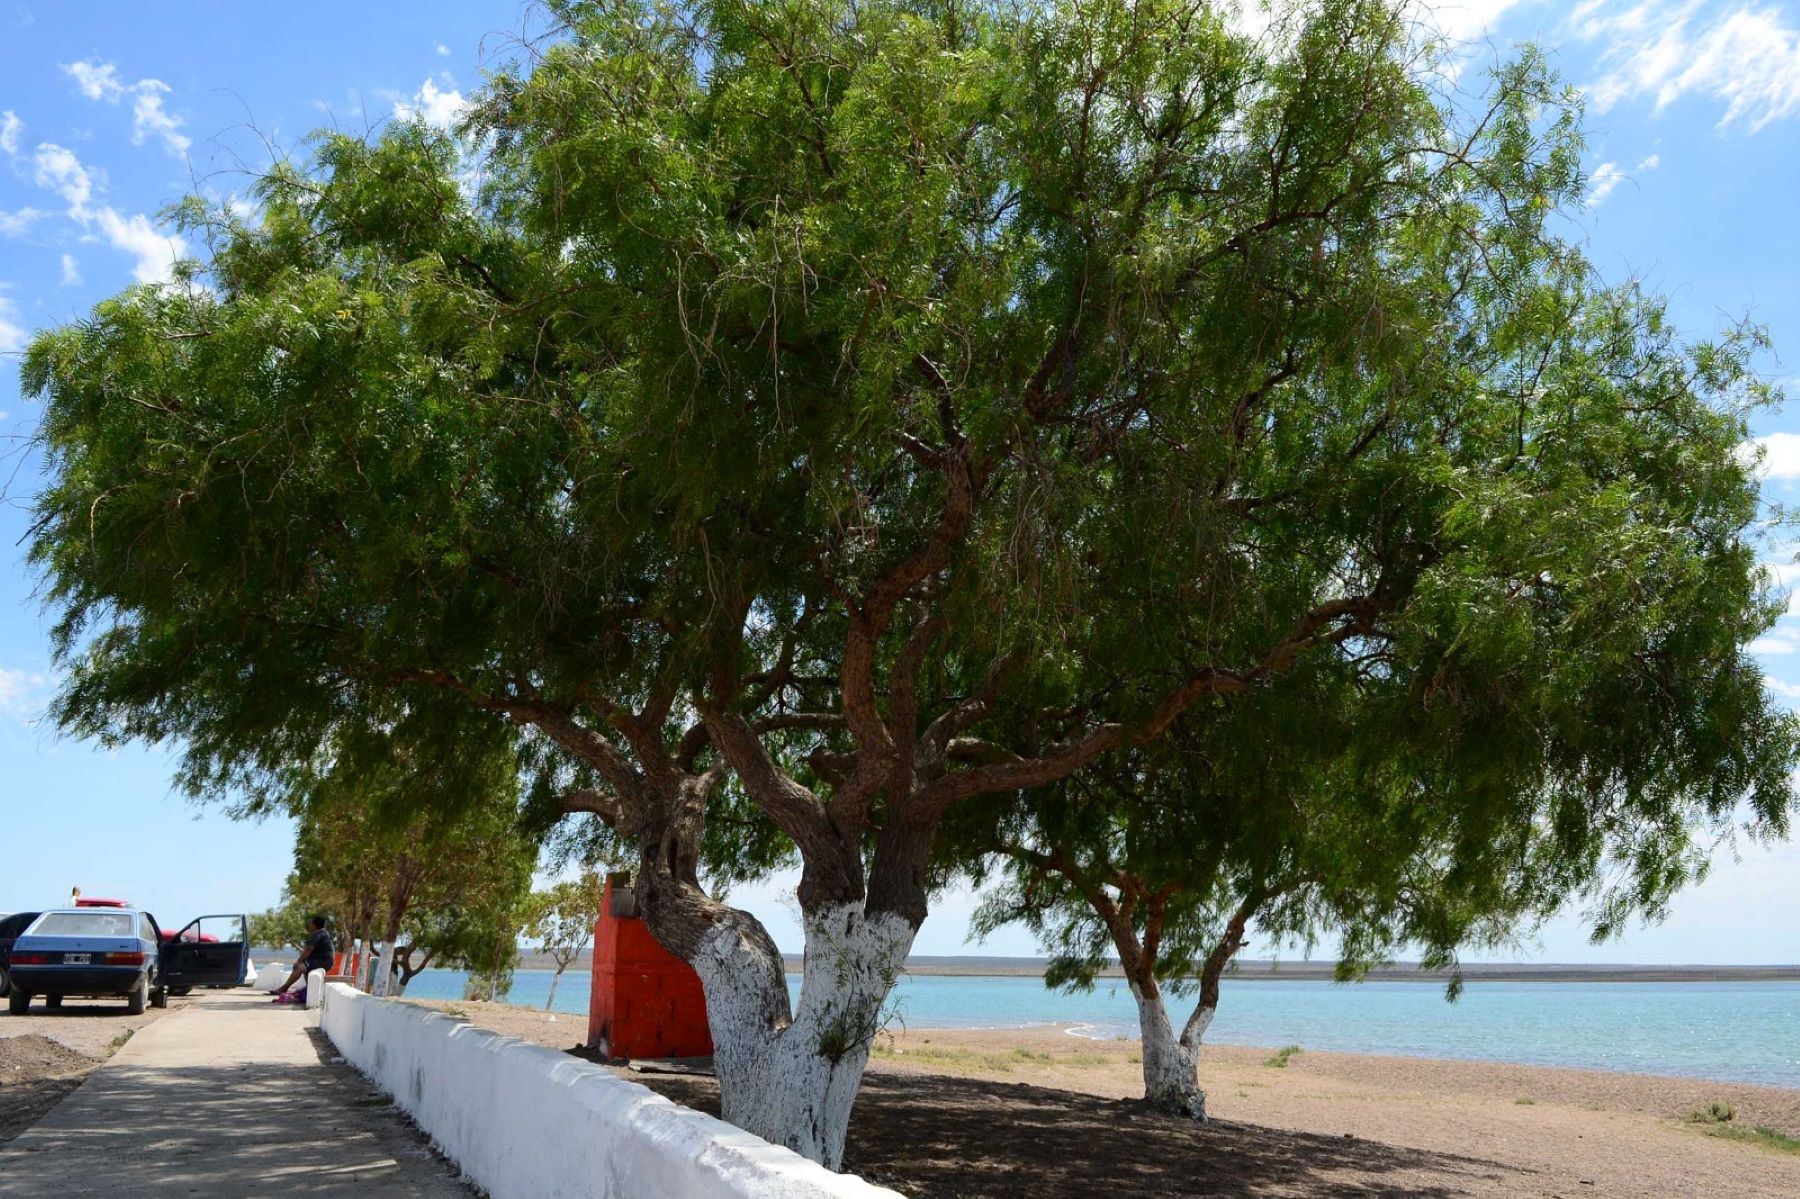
<box><xmin>631</xmin><ymin>1070</ymin><xmax>1525</xmax><ymax>1198</ymax></box>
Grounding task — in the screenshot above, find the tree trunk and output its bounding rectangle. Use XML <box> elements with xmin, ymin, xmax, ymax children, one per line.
<box><xmin>1127</xmin><ymin>975</ymin><xmax>1208</xmax><ymax>1118</ymax></box>
<box><xmin>546</xmin><ymin>964</ymin><xmax>565</xmax><ymax>1011</ymax></box>
<box><xmin>371</xmin><ymin>905</ymin><xmax>402</xmax><ymax>998</ymax></box>
<box><xmin>688</xmin><ymin>902</ymin><xmax>915</xmax><ymax>1170</ymax></box>
<box><xmin>631</xmin><ymin>797</ymin><xmax>920</xmax><ymax>1171</ymax></box>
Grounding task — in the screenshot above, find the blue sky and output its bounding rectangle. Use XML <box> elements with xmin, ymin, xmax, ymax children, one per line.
<box><xmin>2</xmin><ymin>0</ymin><xmax>1798</xmax><ymax>963</ymax></box>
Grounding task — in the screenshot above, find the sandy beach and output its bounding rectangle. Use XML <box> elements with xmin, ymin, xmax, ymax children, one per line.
<box><xmin>414</xmin><ymin>1000</ymin><xmax>1800</xmax><ymax>1197</ymax></box>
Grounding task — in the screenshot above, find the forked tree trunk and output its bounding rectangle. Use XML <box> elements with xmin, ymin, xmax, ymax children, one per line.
<box><xmin>686</xmin><ymin>902</ymin><xmax>915</xmax><ymax>1169</ymax></box>
<box><xmin>371</xmin><ymin>904</ymin><xmax>403</xmax><ymax>997</ymax></box>
<box><xmin>631</xmin><ymin>790</ymin><xmax>922</xmax><ymax>1172</ymax></box>
<box><xmin>1111</xmin><ymin>888</ymin><xmax>1259</xmax><ymax>1119</ymax></box>
<box><xmin>1128</xmin><ymin>975</ymin><xmax>1211</xmax><ymax>1118</ymax></box>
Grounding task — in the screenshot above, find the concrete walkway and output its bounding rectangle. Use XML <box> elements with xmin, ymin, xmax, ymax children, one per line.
<box><xmin>0</xmin><ymin>989</ymin><xmax>470</xmax><ymax>1196</ymax></box>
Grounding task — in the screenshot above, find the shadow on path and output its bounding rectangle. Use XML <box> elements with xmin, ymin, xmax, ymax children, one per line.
<box><xmin>0</xmin><ymin>998</ymin><xmax>470</xmax><ymax>1197</ymax></box>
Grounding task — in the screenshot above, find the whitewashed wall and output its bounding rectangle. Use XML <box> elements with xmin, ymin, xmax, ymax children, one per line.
<box><xmin>319</xmin><ymin>984</ymin><xmax>900</xmax><ymax>1199</ymax></box>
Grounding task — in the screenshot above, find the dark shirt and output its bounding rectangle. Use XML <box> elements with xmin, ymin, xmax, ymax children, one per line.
<box><xmin>302</xmin><ymin>928</ymin><xmax>334</xmax><ymax>972</ymax></box>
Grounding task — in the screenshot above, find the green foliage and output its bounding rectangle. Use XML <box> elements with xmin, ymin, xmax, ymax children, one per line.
<box><xmin>1264</xmin><ymin>1045</ymin><xmax>1303</xmax><ymax>1068</ymax></box>
<box><xmin>15</xmin><ymin>3</ymin><xmax>1799</xmax><ymax>1154</ymax></box>
<box><xmin>1689</xmin><ymin>1101</ymin><xmax>1737</xmax><ymax>1125</ymax></box>
<box><xmin>1699</xmin><ymin>1124</ymin><xmax>1800</xmax><ymax>1155</ymax></box>
<box><xmin>248</xmin><ymin>898</ymin><xmax>313</xmax><ymax>953</ymax></box>
<box><xmin>526</xmin><ymin>871</ymin><xmax>607</xmax><ymax>1003</ymax></box>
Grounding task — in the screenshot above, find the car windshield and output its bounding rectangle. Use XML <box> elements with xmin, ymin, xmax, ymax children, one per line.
<box><xmin>30</xmin><ymin>911</ymin><xmax>135</xmax><ymax>937</ymax></box>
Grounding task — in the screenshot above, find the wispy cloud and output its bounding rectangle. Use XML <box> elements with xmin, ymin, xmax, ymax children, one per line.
<box><xmin>1748</xmin><ymin>633</ymin><xmax>1800</xmax><ymax>655</ymax></box>
<box><xmin>1765</xmin><ymin>674</ymin><xmax>1800</xmax><ymax>699</ymax></box>
<box><xmin>0</xmin><ymin>294</ymin><xmax>26</xmax><ymax>354</ymax></box>
<box><xmin>1586</xmin><ymin>152</ymin><xmax>1661</xmax><ymax>205</ymax></box>
<box><xmin>60</xmin><ymin>253</ymin><xmax>81</xmax><ymax>286</ymax></box>
<box><xmin>1429</xmin><ymin>0</ymin><xmax>1532</xmax><ymax>43</ymax></box>
<box><xmin>1748</xmin><ymin>431</ymin><xmax>1800</xmax><ymax>479</ymax></box>
<box><xmin>0</xmin><ymin>206</ymin><xmax>42</xmax><ymax>237</ymax></box>
<box><xmin>0</xmin><ymin>109</ymin><xmax>20</xmax><ymax>156</ymax></box>
<box><xmin>394</xmin><ymin>77</ymin><xmax>466</xmax><ymax>130</ymax></box>
<box><xmin>94</xmin><ymin>208</ymin><xmax>186</xmax><ymax>285</ymax></box>
<box><xmin>435</xmin><ymin>42</ymin><xmax>451</xmax><ymax>57</ymax></box>
<box><xmin>1573</xmin><ymin>1</ymin><xmax>1800</xmax><ymax>132</ymax></box>
<box><xmin>61</xmin><ymin>58</ymin><xmax>192</xmax><ymax>156</ymax></box>
<box><xmin>0</xmin><ymin>665</ymin><xmax>51</xmax><ymax>718</ymax></box>
<box><xmin>29</xmin><ymin>142</ymin><xmax>186</xmax><ymax>284</ymax></box>
<box><xmin>33</xmin><ymin>142</ymin><xmax>97</xmax><ymax>219</ymax></box>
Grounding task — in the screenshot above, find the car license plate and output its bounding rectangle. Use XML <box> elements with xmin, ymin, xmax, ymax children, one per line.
<box><xmin>63</xmin><ymin>953</ymin><xmax>90</xmax><ymax>965</ymax></box>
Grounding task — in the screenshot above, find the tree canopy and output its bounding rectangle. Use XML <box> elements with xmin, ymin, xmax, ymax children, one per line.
<box><xmin>22</xmin><ymin>0</ymin><xmax>1795</xmax><ymax>1167</ymax></box>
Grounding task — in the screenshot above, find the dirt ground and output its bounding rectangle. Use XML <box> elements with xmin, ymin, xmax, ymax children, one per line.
<box><xmin>0</xmin><ymin>993</ymin><xmax>184</xmax><ymax>1144</ymax></box>
<box><xmin>417</xmin><ymin>1000</ymin><xmax>1800</xmax><ymax>1198</ymax></box>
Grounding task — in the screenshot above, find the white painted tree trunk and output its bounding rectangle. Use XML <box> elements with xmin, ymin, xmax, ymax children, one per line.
<box><xmin>1128</xmin><ymin>978</ymin><xmax>1208</xmax><ymax>1118</ymax></box>
<box><xmin>545</xmin><ymin>966</ymin><xmax>565</xmax><ymax>1012</ymax></box>
<box><xmin>691</xmin><ymin>903</ymin><xmax>916</xmax><ymax>1171</ymax></box>
<box><xmin>371</xmin><ymin>938</ymin><xmax>396</xmax><ymax>997</ymax></box>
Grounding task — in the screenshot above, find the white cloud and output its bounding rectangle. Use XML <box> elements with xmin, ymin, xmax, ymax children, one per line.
<box><xmin>0</xmin><ymin>109</ymin><xmax>21</xmax><ymax>155</ymax></box>
<box><xmin>0</xmin><ymin>666</ymin><xmax>51</xmax><ymax>718</ymax></box>
<box><xmin>1765</xmin><ymin>674</ymin><xmax>1800</xmax><ymax>699</ymax></box>
<box><xmin>1586</xmin><ymin>151</ymin><xmax>1661</xmax><ymax>205</ymax></box>
<box><xmin>0</xmin><ymin>295</ymin><xmax>26</xmax><ymax>354</ymax></box>
<box><xmin>64</xmin><ymin>58</ymin><xmax>124</xmax><ymax>100</ymax></box>
<box><xmin>27</xmin><ymin>140</ymin><xmax>185</xmax><ymax>284</ymax></box>
<box><xmin>95</xmin><ymin>208</ymin><xmax>186</xmax><ymax>284</ymax></box>
<box><xmin>61</xmin><ymin>58</ymin><xmax>191</xmax><ymax>156</ymax></box>
<box><xmin>1574</xmin><ymin>1</ymin><xmax>1800</xmax><ymax>132</ymax></box>
<box><xmin>1748</xmin><ymin>633</ymin><xmax>1800</xmax><ymax>655</ymax></box>
<box><xmin>394</xmin><ymin>78</ymin><xmax>466</xmax><ymax>130</ymax></box>
<box><xmin>59</xmin><ymin>253</ymin><xmax>81</xmax><ymax>286</ymax></box>
<box><xmin>1749</xmin><ymin>431</ymin><xmax>1800</xmax><ymax>479</ymax></box>
<box><xmin>1430</xmin><ymin>0</ymin><xmax>1530</xmax><ymax>43</ymax></box>
<box><xmin>0</xmin><ymin>206</ymin><xmax>42</xmax><ymax>237</ymax></box>
<box><xmin>1587</xmin><ymin>160</ymin><xmax>1625</xmax><ymax>205</ymax></box>
<box><xmin>436</xmin><ymin>42</ymin><xmax>451</xmax><ymax>57</ymax></box>
<box><xmin>33</xmin><ymin>142</ymin><xmax>96</xmax><ymax>219</ymax></box>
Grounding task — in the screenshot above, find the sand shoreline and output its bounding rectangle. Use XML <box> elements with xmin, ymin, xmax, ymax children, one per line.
<box><xmin>415</xmin><ymin>999</ymin><xmax>1800</xmax><ymax>1196</ymax></box>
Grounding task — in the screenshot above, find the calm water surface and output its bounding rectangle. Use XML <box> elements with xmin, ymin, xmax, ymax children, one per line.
<box><xmin>399</xmin><ymin>969</ymin><xmax>1800</xmax><ymax>1089</ymax></box>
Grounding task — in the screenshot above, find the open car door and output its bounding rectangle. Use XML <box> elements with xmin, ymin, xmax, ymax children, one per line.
<box><xmin>160</xmin><ymin>914</ymin><xmax>250</xmax><ymax>990</ymax></box>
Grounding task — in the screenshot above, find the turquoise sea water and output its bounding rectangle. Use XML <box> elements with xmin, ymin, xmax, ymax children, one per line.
<box><xmin>399</xmin><ymin>969</ymin><xmax>1800</xmax><ymax>1089</ymax></box>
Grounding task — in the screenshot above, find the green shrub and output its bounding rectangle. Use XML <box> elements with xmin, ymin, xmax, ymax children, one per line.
<box><xmin>1264</xmin><ymin>1045</ymin><xmax>1303</xmax><ymax>1068</ymax></box>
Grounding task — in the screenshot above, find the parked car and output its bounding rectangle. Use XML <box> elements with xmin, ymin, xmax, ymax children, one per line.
<box><xmin>0</xmin><ymin>911</ymin><xmax>43</xmax><ymax>999</ymax></box>
<box><xmin>6</xmin><ymin>909</ymin><xmax>250</xmax><ymax>1015</ymax></box>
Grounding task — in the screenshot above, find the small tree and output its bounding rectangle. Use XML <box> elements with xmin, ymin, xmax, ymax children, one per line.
<box><xmin>527</xmin><ymin>873</ymin><xmax>606</xmax><ymax>1011</ymax></box>
<box><xmin>248</xmin><ymin>896</ymin><xmax>314</xmax><ymax>956</ymax></box>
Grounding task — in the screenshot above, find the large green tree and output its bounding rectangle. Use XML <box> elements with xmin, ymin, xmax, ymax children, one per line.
<box><xmin>23</xmin><ymin>0</ymin><xmax>1792</xmax><ymax>1166</ymax></box>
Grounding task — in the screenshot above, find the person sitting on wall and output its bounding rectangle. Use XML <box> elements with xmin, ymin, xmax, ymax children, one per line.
<box><xmin>273</xmin><ymin>916</ymin><xmax>334</xmax><ymax>1003</ymax></box>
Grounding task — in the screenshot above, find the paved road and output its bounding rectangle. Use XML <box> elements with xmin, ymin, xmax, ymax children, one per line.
<box><xmin>0</xmin><ymin>989</ymin><xmax>471</xmax><ymax>1196</ymax></box>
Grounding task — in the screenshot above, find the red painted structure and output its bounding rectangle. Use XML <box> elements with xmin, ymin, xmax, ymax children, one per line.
<box><xmin>587</xmin><ymin>874</ymin><xmax>713</xmax><ymax>1059</ymax></box>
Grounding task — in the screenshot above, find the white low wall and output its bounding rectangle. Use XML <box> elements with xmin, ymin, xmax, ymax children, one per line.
<box><xmin>319</xmin><ymin>984</ymin><xmax>899</xmax><ymax>1199</ymax></box>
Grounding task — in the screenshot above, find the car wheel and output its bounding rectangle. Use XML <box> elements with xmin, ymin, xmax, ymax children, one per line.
<box><xmin>126</xmin><ymin>976</ymin><xmax>148</xmax><ymax>1016</ymax></box>
<box><xmin>0</xmin><ymin>965</ymin><xmax>10</xmax><ymax>998</ymax></box>
<box><xmin>44</xmin><ymin>994</ymin><xmax>62</xmax><ymax>1011</ymax></box>
<box><xmin>150</xmin><ymin>987</ymin><xmax>168</xmax><ymax>1010</ymax></box>
<box><xmin>7</xmin><ymin>989</ymin><xmax>27</xmax><ymax>1015</ymax></box>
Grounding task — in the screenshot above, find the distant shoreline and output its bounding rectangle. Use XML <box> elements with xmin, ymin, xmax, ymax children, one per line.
<box><xmin>497</xmin><ymin>950</ymin><xmax>1800</xmax><ymax>984</ymax></box>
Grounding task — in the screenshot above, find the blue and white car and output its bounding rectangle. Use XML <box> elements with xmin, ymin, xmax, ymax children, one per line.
<box><xmin>6</xmin><ymin>908</ymin><xmax>249</xmax><ymax>1015</ymax></box>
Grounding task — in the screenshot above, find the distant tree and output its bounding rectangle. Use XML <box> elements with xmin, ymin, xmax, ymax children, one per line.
<box><xmin>268</xmin><ymin>734</ymin><xmax>537</xmax><ymax>996</ymax></box>
<box><xmin>527</xmin><ymin>873</ymin><xmax>606</xmax><ymax>1011</ymax></box>
<box><xmin>24</xmin><ymin>0</ymin><xmax>1796</xmax><ymax>1166</ymax></box>
<box><xmin>248</xmin><ymin>896</ymin><xmax>313</xmax><ymax>955</ymax></box>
